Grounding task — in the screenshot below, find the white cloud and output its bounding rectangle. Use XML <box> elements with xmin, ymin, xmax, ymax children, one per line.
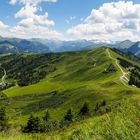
<box><xmin>0</xmin><ymin>21</ymin><xmax>9</xmax><ymax>29</ymax></box>
<box><xmin>15</xmin><ymin>4</ymin><xmax>38</xmax><ymax>18</ymax></box>
<box><xmin>19</xmin><ymin>18</ymin><xmax>34</xmax><ymax>27</ymax></box>
<box><xmin>6</xmin><ymin>0</ymin><xmax>140</xmax><ymax>41</ymax></box>
<box><xmin>67</xmin><ymin>1</ymin><xmax>140</xmax><ymax>41</ymax></box>
<box><xmin>65</xmin><ymin>16</ymin><xmax>76</xmax><ymax>24</ymax></box>
<box><xmin>6</xmin><ymin>0</ymin><xmax>60</xmax><ymax>39</ymax></box>
<box><xmin>8</xmin><ymin>25</ymin><xmax>63</xmax><ymax>39</ymax></box>
<box><xmin>65</xmin><ymin>20</ymin><xmax>70</xmax><ymax>24</ymax></box>
<box><xmin>15</xmin><ymin>4</ymin><xmax>55</xmax><ymax>27</ymax></box>
<box><xmin>9</xmin><ymin>0</ymin><xmax>57</xmax><ymax>5</ymax></box>
<box><xmin>0</xmin><ymin>24</ymin><xmax>63</xmax><ymax>40</ymax></box>
<box><xmin>70</xmin><ymin>16</ymin><xmax>76</xmax><ymax>20</ymax></box>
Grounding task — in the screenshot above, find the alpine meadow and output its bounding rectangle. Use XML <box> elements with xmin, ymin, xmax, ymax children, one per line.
<box><xmin>1</xmin><ymin>0</ymin><xmax>140</xmax><ymax>140</ymax></box>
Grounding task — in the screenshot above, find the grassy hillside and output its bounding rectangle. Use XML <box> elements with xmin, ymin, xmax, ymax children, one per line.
<box><xmin>0</xmin><ymin>47</ymin><xmax>140</xmax><ymax>139</ymax></box>
<box><xmin>1</xmin><ymin>95</ymin><xmax>140</xmax><ymax>140</ymax></box>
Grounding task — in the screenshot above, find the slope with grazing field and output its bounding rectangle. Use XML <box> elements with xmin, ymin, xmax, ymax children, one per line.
<box><xmin>0</xmin><ymin>47</ymin><xmax>140</xmax><ymax>139</ymax></box>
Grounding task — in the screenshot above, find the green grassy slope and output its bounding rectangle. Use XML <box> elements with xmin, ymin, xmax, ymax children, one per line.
<box><xmin>0</xmin><ymin>46</ymin><xmax>140</xmax><ymax>129</ymax></box>
<box><xmin>1</xmin><ymin>95</ymin><xmax>140</xmax><ymax>140</ymax></box>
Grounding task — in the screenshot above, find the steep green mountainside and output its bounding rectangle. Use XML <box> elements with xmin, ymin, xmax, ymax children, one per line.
<box><xmin>112</xmin><ymin>40</ymin><xmax>135</xmax><ymax>49</ymax></box>
<box><xmin>115</xmin><ymin>40</ymin><xmax>140</xmax><ymax>57</ymax></box>
<box><xmin>0</xmin><ymin>47</ymin><xmax>138</xmax><ymax>118</ymax></box>
<box><xmin>0</xmin><ymin>47</ymin><xmax>140</xmax><ymax>139</ymax></box>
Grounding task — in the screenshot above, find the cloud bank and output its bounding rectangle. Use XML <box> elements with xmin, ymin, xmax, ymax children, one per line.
<box><xmin>67</xmin><ymin>1</ymin><xmax>140</xmax><ymax>42</ymax></box>
<box><xmin>9</xmin><ymin>0</ymin><xmax>57</xmax><ymax>5</ymax></box>
<box><xmin>1</xmin><ymin>1</ymin><xmax>140</xmax><ymax>41</ymax></box>
<box><xmin>1</xmin><ymin>0</ymin><xmax>63</xmax><ymax>39</ymax></box>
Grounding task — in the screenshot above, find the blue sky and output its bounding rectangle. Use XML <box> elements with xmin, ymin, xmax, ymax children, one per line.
<box><xmin>0</xmin><ymin>0</ymin><xmax>110</xmax><ymax>29</ymax></box>
<box><xmin>0</xmin><ymin>0</ymin><xmax>140</xmax><ymax>41</ymax></box>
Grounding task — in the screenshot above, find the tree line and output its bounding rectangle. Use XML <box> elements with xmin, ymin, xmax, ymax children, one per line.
<box><xmin>0</xmin><ymin>100</ymin><xmax>111</xmax><ymax>133</ymax></box>
<box><xmin>129</xmin><ymin>67</ymin><xmax>140</xmax><ymax>87</ymax></box>
<box><xmin>23</xmin><ymin>101</ymin><xmax>111</xmax><ymax>133</ymax></box>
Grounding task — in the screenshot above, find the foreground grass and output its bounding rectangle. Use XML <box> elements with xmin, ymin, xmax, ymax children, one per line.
<box><xmin>1</xmin><ymin>95</ymin><xmax>140</xmax><ymax>140</ymax></box>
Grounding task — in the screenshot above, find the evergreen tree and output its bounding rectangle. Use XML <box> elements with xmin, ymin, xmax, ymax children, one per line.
<box><xmin>79</xmin><ymin>102</ymin><xmax>89</xmax><ymax>116</ymax></box>
<box><xmin>0</xmin><ymin>107</ymin><xmax>8</xmax><ymax>131</ymax></box>
<box><xmin>64</xmin><ymin>108</ymin><xmax>73</xmax><ymax>122</ymax></box>
<box><xmin>23</xmin><ymin>115</ymin><xmax>40</xmax><ymax>133</ymax></box>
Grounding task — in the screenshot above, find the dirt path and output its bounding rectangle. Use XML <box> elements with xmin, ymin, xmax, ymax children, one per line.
<box><xmin>106</xmin><ymin>48</ymin><xmax>129</xmax><ymax>86</ymax></box>
<box><xmin>2</xmin><ymin>68</ymin><xmax>6</xmax><ymax>85</ymax></box>
<box><xmin>0</xmin><ymin>64</ymin><xmax>6</xmax><ymax>86</ymax></box>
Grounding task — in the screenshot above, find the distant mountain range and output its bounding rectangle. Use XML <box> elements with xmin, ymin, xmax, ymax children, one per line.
<box><xmin>0</xmin><ymin>37</ymin><xmax>110</xmax><ymax>54</ymax></box>
<box><xmin>112</xmin><ymin>40</ymin><xmax>140</xmax><ymax>57</ymax></box>
<box><xmin>0</xmin><ymin>36</ymin><xmax>140</xmax><ymax>56</ymax></box>
<box><xmin>30</xmin><ymin>38</ymin><xmax>109</xmax><ymax>52</ymax></box>
<box><xmin>111</xmin><ymin>40</ymin><xmax>135</xmax><ymax>49</ymax></box>
<box><xmin>0</xmin><ymin>36</ymin><xmax>50</xmax><ymax>54</ymax></box>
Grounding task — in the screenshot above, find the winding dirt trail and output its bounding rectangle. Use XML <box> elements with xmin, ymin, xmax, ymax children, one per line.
<box><xmin>0</xmin><ymin>64</ymin><xmax>6</xmax><ymax>86</ymax></box>
<box><xmin>106</xmin><ymin>48</ymin><xmax>129</xmax><ymax>86</ymax></box>
<box><xmin>2</xmin><ymin>68</ymin><xmax>6</xmax><ymax>85</ymax></box>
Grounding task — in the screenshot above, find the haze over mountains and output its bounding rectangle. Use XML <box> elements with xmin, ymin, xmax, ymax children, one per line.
<box><xmin>0</xmin><ymin>36</ymin><xmax>140</xmax><ymax>56</ymax></box>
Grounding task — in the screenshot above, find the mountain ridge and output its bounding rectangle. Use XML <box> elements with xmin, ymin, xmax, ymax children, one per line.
<box><xmin>1</xmin><ymin>36</ymin><xmax>140</xmax><ymax>58</ymax></box>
